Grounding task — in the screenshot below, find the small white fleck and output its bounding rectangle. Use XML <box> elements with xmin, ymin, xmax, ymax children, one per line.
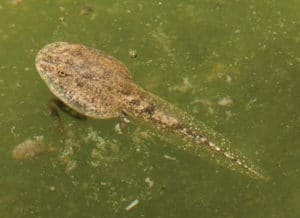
<box><xmin>125</xmin><ymin>199</ymin><xmax>139</xmax><ymax>211</ymax></box>
<box><xmin>100</xmin><ymin>182</ymin><xmax>107</xmax><ymax>186</ymax></box>
<box><xmin>145</xmin><ymin>177</ymin><xmax>154</xmax><ymax>188</ymax></box>
<box><xmin>164</xmin><ymin>154</ymin><xmax>176</xmax><ymax>161</ymax></box>
<box><xmin>59</xmin><ymin>6</ymin><xmax>65</xmax><ymax>12</ymax></box>
<box><xmin>114</xmin><ymin>123</ymin><xmax>123</xmax><ymax>134</ymax></box>
<box><xmin>226</xmin><ymin>75</ymin><xmax>232</xmax><ymax>84</ymax></box>
<box><xmin>10</xmin><ymin>126</ymin><xmax>16</xmax><ymax>135</ymax></box>
<box><xmin>224</xmin><ymin>151</ymin><xmax>234</xmax><ymax>159</ymax></box>
<box><xmin>209</xmin><ymin>142</ymin><xmax>221</xmax><ymax>151</ymax></box>
<box><xmin>218</xmin><ymin>97</ymin><xmax>233</xmax><ymax>107</ymax></box>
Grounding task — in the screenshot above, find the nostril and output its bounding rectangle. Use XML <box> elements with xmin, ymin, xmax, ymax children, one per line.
<box><xmin>57</xmin><ymin>70</ymin><xmax>66</xmax><ymax>77</ymax></box>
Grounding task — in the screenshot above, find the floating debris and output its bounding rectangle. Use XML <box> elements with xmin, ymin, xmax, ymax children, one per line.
<box><xmin>65</xmin><ymin>159</ymin><xmax>77</xmax><ymax>173</ymax></box>
<box><xmin>245</xmin><ymin>98</ymin><xmax>257</xmax><ymax>111</ymax></box>
<box><xmin>125</xmin><ymin>199</ymin><xmax>139</xmax><ymax>211</ymax></box>
<box><xmin>169</xmin><ymin>77</ymin><xmax>194</xmax><ymax>94</ymax></box>
<box><xmin>58</xmin><ymin>17</ymin><xmax>67</xmax><ymax>27</ymax></box>
<box><xmin>207</xmin><ymin>63</ymin><xmax>239</xmax><ymax>83</ymax></box>
<box><xmin>207</xmin><ymin>106</ymin><xmax>214</xmax><ymax>115</ymax></box>
<box><xmin>163</xmin><ymin>154</ymin><xmax>176</xmax><ymax>161</ymax></box>
<box><xmin>83</xmin><ymin>127</ymin><xmax>104</xmax><ymax>144</ymax></box>
<box><xmin>128</xmin><ymin>49</ymin><xmax>138</xmax><ymax>58</ymax></box>
<box><xmin>145</xmin><ymin>177</ymin><xmax>154</xmax><ymax>188</ymax></box>
<box><xmin>218</xmin><ymin>97</ymin><xmax>233</xmax><ymax>107</ymax></box>
<box><xmin>10</xmin><ymin>126</ymin><xmax>18</xmax><ymax>136</ymax></box>
<box><xmin>191</xmin><ymin>98</ymin><xmax>212</xmax><ymax>106</ymax></box>
<box><xmin>226</xmin><ymin>75</ymin><xmax>232</xmax><ymax>84</ymax></box>
<box><xmin>58</xmin><ymin>139</ymin><xmax>79</xmax><ymax>173</ymax></box>
<box><xmin>89</xmin><ymin>133</ymin><xmax>120</xmax><ymax>168</ymax></box>
<box><xmin>79</xmin><ymin>5</ymin><xmax>94</xmax><ymax>16</ymax></box>
<box><xmin>114</xmin><ymin>123</ymin><xmax>123</xmax><ymax>134</ymax></box>
<box><xmin>12</xmin><ymin>136</ymin><xmax>47</xmax><ymax>160</ymax></box>
<box><xmin>58</xmin><ymin>6</ymin><xmax>65</xmax><ymax>12</ymax></box>
<box><xmin>49</xmin><ymin>186</ymin><xmax>56</xmax><ymax>192</ymax></box>
<box><xmin>191</xmin><ymin>98</ymin><xmax>215</xmax><ymax>115</ymax></box>
<box><xmin>225</xmin><ymin>110</ymin><xmax>234</xmax><ymax>120</ymax></box>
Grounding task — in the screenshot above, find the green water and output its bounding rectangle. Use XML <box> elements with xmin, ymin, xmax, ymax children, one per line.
<box><xmin>0</xmin><ymin>0</ymin><xmax>299</xmax><ymax>217</ymax></box>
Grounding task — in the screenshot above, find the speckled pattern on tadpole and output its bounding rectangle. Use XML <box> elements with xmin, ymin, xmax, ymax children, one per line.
<box><xmin>36</xmin><ymin>42</ymin><xmax>268</xmax><ymax>180</ymax></box>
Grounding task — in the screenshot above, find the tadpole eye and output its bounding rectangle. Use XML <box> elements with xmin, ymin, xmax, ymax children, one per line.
<box><xmin>57</xmin><ymin>70</ymin><xmax>67</xmax><ymax>77</ymax></box>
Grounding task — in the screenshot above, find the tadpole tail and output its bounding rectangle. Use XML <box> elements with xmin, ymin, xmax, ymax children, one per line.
<box><xmin>124</xmin><ymin>86</ymin><xmax>269</xmax><ymax>180</ymax></box>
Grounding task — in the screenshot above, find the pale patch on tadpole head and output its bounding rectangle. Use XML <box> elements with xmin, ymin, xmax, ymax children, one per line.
<box><xmin>36</xmin><ymin>42</ymin><xmax>70</xmax><ymax>81</ymax></box>
<box><xmin>35</xmin><ymin>42</ymin><xmax>77</xmax><ymax>98</ymax></box>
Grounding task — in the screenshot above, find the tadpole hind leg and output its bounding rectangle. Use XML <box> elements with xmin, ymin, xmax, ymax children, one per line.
<box><xmin>48</xmin><ymin>98</ymin><xmax>87</xmax><ymax>136</ymax></box>
<box><xmin>48</xmin><ymin>98</ymin><xmax>87</xmax><ymax>120</ymax></box>
<box><xmin>114</xmin><ymin>111</ymin><xmax>130</xmax><ymax>134</ymax></box>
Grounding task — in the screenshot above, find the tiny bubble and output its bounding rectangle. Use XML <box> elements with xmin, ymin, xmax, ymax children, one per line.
<box><xmin>50</xmin><ymin>186</ymin><xmax>56</xmax><ymax>192</ymax></box>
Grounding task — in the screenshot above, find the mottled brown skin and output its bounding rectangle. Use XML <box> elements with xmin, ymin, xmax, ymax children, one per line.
<box><xmin>36</xmin><ymin>42</ymin><xmax>266</xmax><ymax>179</ymax></box>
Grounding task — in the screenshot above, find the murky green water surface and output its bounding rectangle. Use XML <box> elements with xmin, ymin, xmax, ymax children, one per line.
<box><xmin>0</xmin><ymin>0</ymin><xmax>299</xmax><ymax>217</ymax></box>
